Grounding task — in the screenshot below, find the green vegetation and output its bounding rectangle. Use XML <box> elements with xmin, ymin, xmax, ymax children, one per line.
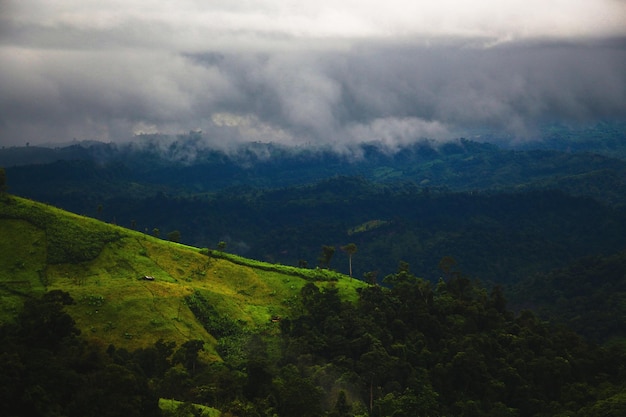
<box><xmin>159</xmin><ymin>399</ymin><xmax>220</xmax><ymax>417</ymax></box>
<box><xmin>0</xmin><ymin>194</ymin><xmax>122</xmax><ymax>264</ymax></box>
<box><xmin>6</xmin><ymin>137</ymin><xmax>626</xmax><ymax>283</ymax></box>
<box><xmin>0</xmin><ymin>167</ymin><xmax>6</xmax><ymax>194</ymax></box>
<box><xmin>2</xmin><ymin>126</ymin><xmax>626</xmax><ymax>416</ymax></box>
<box><xmin>0</xmin><ymin>290</ymin><xmax>162</xmax><ymax>416</ymax></box>
<box><xmin>511</xmin><ymin>250</ymin><xmax>626</xmax><ymax>344</ymax></box>
<box><xmin>94</xmin><ymin>181</ymin><xmax>626</xmax><ymax>284</ymax></box>
<box><xmin>348</xmin><ymin>220</ymin><xmax>389</xmax><ymax>235</ymax></box>
<box><xmin>2</xmin><ymin>263</ymin><xmax>625</xmax><ymax>416</ymax></box>
<box><xmin>0</xmin><ymin>195</ymin><xmax>363</xmax><ymax>354</ymax></box>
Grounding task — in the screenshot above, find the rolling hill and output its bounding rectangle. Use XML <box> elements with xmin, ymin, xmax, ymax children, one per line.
<box><xmin>0</xmin><ymin>193</ymin><xmax>364</xmax><ymax>358</ymax></box>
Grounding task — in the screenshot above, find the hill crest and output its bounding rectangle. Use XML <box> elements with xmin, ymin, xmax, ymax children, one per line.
<box><xmin>0</xmin><ymin>194</ymin><xmax>364</xmax><ymax>357</ymax></box>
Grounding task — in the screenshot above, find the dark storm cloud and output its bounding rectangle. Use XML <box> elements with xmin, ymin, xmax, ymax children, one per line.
<box><xmin>185</xmin><ymin>38</ymin><xmax>626</xmax><ymax>148</ymax></box>
<box><xmin>1</xmin><ymin>1</ymin><xmax>625</xmax><ymax>149</ymax></box>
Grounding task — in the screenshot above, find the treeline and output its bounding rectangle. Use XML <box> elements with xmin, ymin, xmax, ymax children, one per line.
<box><xmin>3</xmin><ymin>267</ymin><xmax>625</xmax><ymax>416</ymax></box>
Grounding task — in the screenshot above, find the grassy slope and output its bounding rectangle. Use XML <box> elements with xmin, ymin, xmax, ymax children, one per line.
<box><xmin>0</xmin><ymin>195</ymin><xmax>365</xmax><ymax>359</ymax></box>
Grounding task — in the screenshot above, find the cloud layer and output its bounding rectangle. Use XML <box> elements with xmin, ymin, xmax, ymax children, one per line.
<box><xmin>1</xmin><ymin>0</ymin><xmax>625</xmax><ymax>149</ymax></box>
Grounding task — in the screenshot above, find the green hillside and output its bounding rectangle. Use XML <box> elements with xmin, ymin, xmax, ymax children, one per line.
<box><xmin>0</xmin><ymin>194</ymin><xmax>364</xmax><ymax>358</ymax></box>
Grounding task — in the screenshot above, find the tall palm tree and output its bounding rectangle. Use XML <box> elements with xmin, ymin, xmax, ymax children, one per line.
<box><xmin>341</xmin><ymin>243</ymin><xmax>358</xmax><ymax>278</ymax></box>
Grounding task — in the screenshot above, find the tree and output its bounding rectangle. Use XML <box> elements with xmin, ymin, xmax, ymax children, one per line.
<box><xmin>341</xmin><ymin>243</ymin><xmax>358</xmax><ymax>278</ymax></box>
<box><xmin>330</xmin><ymin>390</ymin><xmax>351</xmax><ymax>417</ymax></box>
<box><xmin>173</xmin><ymin>339</ymin><xmax>204</xmax><ymax>376</ymax></box>
<box><xmin>17</xmin><ymin>290</ymin><xmax>80</xmax><ymax>350</ymax></box>
<box><xmin>0</xmin><ymin>167</ymin><xmax>7</xmax><ymax>193</ymax></box>
<box><xmin>152</xmin><ymin>228</ymin><xmax>160</xmax><ymax>238</ymax></box>
<box><xmin>438</xmin><ymin>256</ymin><xmax>459</xmax><ymax>279</ymax></box>
<box><xmin>243</xmin><ymin>335</ymin><xmax>273</xmax><ymax>399</ymax></box>
<box><xmin>318</xmin><ymin>245</ymin><xmax>335</xmax><ymax>269</ymax></box>
<box><xmin>273</xmin><ymin>364</ymin><xmax>323</xmax><ymax>417</ymax></box>
<box><xmin>217</xmin><ymin>241</ymin><xmax>227</xmax><ymax>251</ymax></box>
<box><xmin>167</xmin><ymin>230</ymin><xmax>181</xmax><ymax>243</ymax></box>
<box><xmin>69</xmin><ymin>363</ymin><xmax>159</xmax><ymax>417</ymax></box>
<box><xmin>363</xmin><ymin>270</ymin><xmax>379</xmax><ymax>285</ymax></box>
<box><xmin>133</xmin><ymin>339</ymin><xmax>176</xmax><ymax>379</ymax></box>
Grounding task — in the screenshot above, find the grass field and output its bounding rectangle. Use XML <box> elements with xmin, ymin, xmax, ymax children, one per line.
<box><xmin>0</xmin><ymin>195</ymin><xmax>366</xmax><ymax>357</ymax></box>
<box><xmin>158</xmin><ymin>398</ymin><xmax>220</xmax><ymax>417</ymax></box>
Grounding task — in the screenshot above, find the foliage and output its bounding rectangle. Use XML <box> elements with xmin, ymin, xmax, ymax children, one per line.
<box><xmin>208</xmin><ymin>249</ymin><xmax>348</xmax><ymax>282</ymax></box>
<box><xmin>274</xmin><ymin>268</ymin><xmax>626</xmax><ymax>416</ymax></box>
<box><xmin>6</xmin><ymin>136</ymin><xmax>626</xmax><ymax>284</ymax></box>
<box><xmin>510</xmin><ymin>249</ymin><xmax>626</xmax><ymax>343</ymax></box>
<box><xmin>0</xmin><ymin>291</ymin><xmax>162</xmax><ymax>417</ymax></box>
<box><xmin>0</xmin><ymin>196</ymin><xmax>122</xmax><ymax>264</ymax></box>
<box><xmin>185</xmin><ymin>291</ymin><xmax>241</xmax><ymax>338</ymax></box>
<box><xmin>318</xmin><ymin>245</ymin><xmax>336</xmax><ymax>269</ymax></box>
<box><xmin>12</xmin><ymin>173</ymin><xmax>622</xmax><ymax>285</ymax></box>
<box><xmin>0</xmin><ymin>167</ymin><xmax>6</xmax><ymax>194</ymax></box>
<box><xmin>160</xmin><ymin>399</ymin><xmax>220</xmax><ymax>417</ymax></box>
<box><xmin>2</xmin><ymin>159</ymin><xmax>626</xmax><ymax>416</ymax></box>
<box><xmin>0</xmin><ymin>194</ymin><xmax>366</xmax><ymax>355</ymax></box>
<box><xmin>168</xmin><ymin>230</ymin><xmax>181</xmax><ymax>242</ymax></box>
<box><xmin>341</xmin><ymin>243</ymin><xmax>357</xmax><ymax>277</ymax></box>
<box><xmin>170</xmin><ymin>184</ymin><xmax>626</xmax><ymax>283</ymax></box>
<box><xmin>5</xmin><ymin>266</ymin><xmax>624</xmax><ymax>417</ymax></box>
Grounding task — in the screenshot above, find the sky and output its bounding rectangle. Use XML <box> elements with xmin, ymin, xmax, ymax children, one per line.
<box><xmin>1</xmin><ymin>0</ymin><xmax>625</xmax><ymax>150</ymax></box>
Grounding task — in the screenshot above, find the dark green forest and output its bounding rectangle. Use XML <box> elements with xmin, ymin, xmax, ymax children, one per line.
<box><xmin>2</xmin><ymin>261</ymin><xmax>625</xmax><ymax>416</ymax></box>
<box><xmin>5</xmin><ymin>138</ymin><xmax>626</xmax><ymax>282</ymax></box>
<box><xmin>98</xmin><ymin>181</ymin><xmax>626</xmax><ymax>283</ymax></box>
<box><xmin>511</xmin><ymin>250</ymin><xmax>626</xmax><ymax>344</ymax></box>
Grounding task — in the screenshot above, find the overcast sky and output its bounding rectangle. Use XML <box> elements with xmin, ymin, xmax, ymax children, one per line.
<box><xmin>1</xmin><ymin>0</ymin><xmax>625</xmax><ymax>150</ymax></box>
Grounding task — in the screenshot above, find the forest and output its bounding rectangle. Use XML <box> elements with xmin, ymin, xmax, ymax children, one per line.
<box><xmin>1</xmin><ymin>259</ymin><xmax>625</xmax><ymax>416</ymax></box>
<box><xmin>4</xmin><ymin>137</ymin><xmax>626</xmax><ymax>282</ymax></box>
